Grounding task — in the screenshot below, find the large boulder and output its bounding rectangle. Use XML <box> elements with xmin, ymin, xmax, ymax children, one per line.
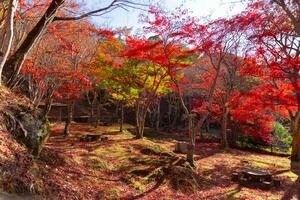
<box><xmin>4</xmin><ymin>111</ymin><xmax>49</xmax><ymax>157</ymax></box>
<box><xmin>0</xmin><ymin>86</ymin><xmax>49</xmax><ymax>157</ymax></box>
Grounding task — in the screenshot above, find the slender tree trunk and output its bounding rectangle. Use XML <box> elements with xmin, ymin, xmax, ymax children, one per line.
<box><xmin>135</xmin><ymin>101</ymin><xmax>147</xmax><ymax>139</ymax></box>
<box><xmin>3</xmin><ymin>0</ymin><xmax>65</xmax><ymax>87</ymax></box>
<box><xmin>0</xmin><ymin>0</ymin><xmax>18</xmax><ymax>85</ymax></box>
<box><xmin>64</xmin><ymin>101</ymin><xmax>74</xmax><ymax>136</ymax></box>
<box><xmin>172</xmin><ymin>80</ymin><xmax>195</xmax><ymax>166</ymax></box>
<box><xmin>120</xmin><ymin>101</ymin><xmax>124</xmax><ymax>132</ymax></box>
<box><xmin>221</xmin><ymin>107</ymin><xmax>229</xmax><ymax>149</ymax></box>
<box><xmin>95</xmin><ymin>103</ymin><xmax>101</xmax><ymax>128</ymax></box>
<box><xmin>228</xmin><ymin>116</ymin><xmax>237</xmax><ymax>147</ymax></box>
<box><xmin>87</xmin><ymin>92</ymin><xmax>96</xmax><ymax>125</ymax></box>
<box><xmin>193</xmin><ymin>60</ymin><xmax>222</xmax><ymax>138</ymax></box>
<box><xmin>205</xmin><ymin>117</ymin><xmax>210</xmax><ymax>133</ymax></box>
<box><xmin>155</xmin><ymin>98</ymin><xmax>160</xmax><ymax>131</ymax></box>
<box><xmin>171</xmin><ymin>103</ymin><xmax>178</xmax><ymax>130</ymax></box>
<box><xmin>186</xmin><ymin>115</ymin><xmax>195</xmax><ymax>166</ymax></box>
<box><xmin>42</xmin><ymin>97</ymin><xmax>53</xmax><ymax>119</ymax></box>
<box><xmin>168</xmin><ymin>98</ymin><xmax>172</xmax><ymax>129</ymax></box>
<box><xmin>90</xmin><ymin>98</ymin><xmax>95</xmax><ymax>125</ymax></box>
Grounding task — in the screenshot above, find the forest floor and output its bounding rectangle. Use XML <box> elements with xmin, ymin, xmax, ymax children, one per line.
<box><xmin>1</xmin><ymin>123</ymin><xmax>300</xmax><ymax>200</ymax></box>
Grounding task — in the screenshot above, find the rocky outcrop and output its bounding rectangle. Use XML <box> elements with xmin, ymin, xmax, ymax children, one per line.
<box><xmin>0</xmin><ymin>86</ymin><xmax>49</xmax><ymax>157</ymax></box>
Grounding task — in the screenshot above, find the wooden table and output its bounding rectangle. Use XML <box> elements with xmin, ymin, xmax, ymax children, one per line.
<box><xmin>231</xmin><ymin>168</ymin><xmax>280</xmax><ymax>190</ymax></box>
<box><xmin>242</xmin><ymin>168</ymin><xmax>272</xmax><ymax>182</ymax></box>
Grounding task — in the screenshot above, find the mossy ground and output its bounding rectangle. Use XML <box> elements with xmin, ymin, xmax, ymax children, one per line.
<box><xmin>1</xmin><ymin>123</ymin><xmax>299</xmax><ymax>199</ymax></box>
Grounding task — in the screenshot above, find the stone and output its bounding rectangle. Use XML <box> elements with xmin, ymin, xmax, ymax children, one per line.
<box><xmin>174</xmin><ymin>142</ymin><xmax>189</xmax><ymax>154</ymax></box>
<box><xmin>5</xmin><ymin>111</ymin><xmax>49</xmax><ymax>157</ymax></box>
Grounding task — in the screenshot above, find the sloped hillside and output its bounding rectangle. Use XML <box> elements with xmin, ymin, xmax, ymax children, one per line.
<box><xmin>0</xmin><ymin>86</ymin><xmax>40</xmax><ymax>194</ymax></box>
<box><xmin>0</xmin><ymin>86</ymin><xmax>49</xmax><ymax>157</ymax></box>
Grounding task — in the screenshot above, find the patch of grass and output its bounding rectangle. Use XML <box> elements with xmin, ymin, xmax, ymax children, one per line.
<box><xmin>122</xmin><ymin>175</ymin><xmax>145</xmax><ymax>192</ymax></box>
<box><xmin>224</xmin><ymin>188</ymin><xmax>242</xmax><ymax>200</ymax></box>
<box><xmin>97</xmin><ymin>187</ymin><xmax>121</xmax><ymax>200</ymax></box>
<box><xmin>94</xmin><ymin>144</ymin><xmax>130</xmax><ymax>160</ymax></box>
<box><xmin>127</xmin><ymin>146</ymin><xmax>134</xmax><ymax>153</ymax></box>
<box><xmin>129</xmin><ymin>156</ymin><xmax>164</xmax><ymax>166</ymax></box>
<box><xmin>243</xmin><ymin>155</ymin><xmax>290</xmax><ymax>169</ymax></box>
<box><xmin>139</xmin><ymin>140</ymin><xmax>175</xmax><ymax>157</ymax></box>
<box><xmin>280</xmin><ymin>171</ymin><xmax>299</xmax><ymax>182</ymax></box>
<box><xmin>123</xmin><ymin>130</ymin><xmax>135</xmax><ymax>138</ymax></box>
<box><xmin>91</xmin><ymin>159</ymin><xmax>112</xmax><ymax>170</ymax></box>
<box><xmin>81</xmin><ymin>156</ymin><xmax>112</xmax><ymax>170</ymax></box>
<box><xmin>104</xmin><ymin>125</ymin><xmax>135</xmax><ymax>137</ymax></box>
<box><xmin>250</xmin><ymin>161</ymin><xmax>270</xmax><ymax>169</ymax></box>
<box><xmin>103</xmin><ymin>131</ymin><xmax>121</xmax><ymax>136</ymax></box>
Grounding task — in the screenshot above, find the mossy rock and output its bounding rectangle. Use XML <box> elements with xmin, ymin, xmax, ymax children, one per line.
<box><xmin>4</xmin><ymin>110</ymin><xmax>49</xmax><ymax>157</ymax></box>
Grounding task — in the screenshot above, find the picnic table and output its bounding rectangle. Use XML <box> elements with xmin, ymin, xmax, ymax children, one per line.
<box><xmin>231</xmin><ymin>168</ymin><xmax>280</xmax><ymax>190</ymax></box>
<box><xmin>242</xmin><ymin>168</ymin><xmax>272</xmax><ymax>181</ymax></box>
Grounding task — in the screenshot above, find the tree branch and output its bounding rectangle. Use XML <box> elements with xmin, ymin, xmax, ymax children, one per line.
<box><xmin>53</xmin><ymin>0</ymin><xmax>148</xmax><ymax>22</ymax></box>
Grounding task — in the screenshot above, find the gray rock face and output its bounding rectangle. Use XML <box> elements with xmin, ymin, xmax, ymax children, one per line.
<box><xmin>4</xmin><ymin>110</ymin><xmax>49</xmax><ymax>157</ymax></box>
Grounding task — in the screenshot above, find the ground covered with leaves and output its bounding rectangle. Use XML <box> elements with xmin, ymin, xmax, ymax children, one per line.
<box><xmin>0</xmin><ymin>123</ymin><xmax>299</xmax><ymax>199</ymax></box>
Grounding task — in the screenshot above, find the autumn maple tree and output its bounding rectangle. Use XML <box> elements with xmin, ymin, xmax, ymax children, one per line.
<box><xmin>0</xmin><ymin>0</ymin><xmax>146</xmax><ymax>87</ymax></box>
<box><xmin>223</xmin><ymin>0</ymin><xmax>300</xmax><ymax>165</ymax></box>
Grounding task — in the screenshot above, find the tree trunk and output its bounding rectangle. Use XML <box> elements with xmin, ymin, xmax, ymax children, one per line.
<box><xmin>0</xmin><ymin>0</ymin><xmax>18</xmax><ymax>85</ymax></box>
<box><xmin>205</xmin><ymin>117</ymin><xmax>210</xmax><ymax>133</ymax></box>
<box><xmin>42</xmin><ymin>97</ymin><xmax>53</xmax><ymax>119</ymax></box>
<box><xmin>291</xmin><ymin>117</ymin><xmax>300</xmax><ymax>161</ymax></box>
<box><xmin>186</xmin><ymin>115</ymin><xmax>195</xmax><ymax>166</ymax></box>
<box><xmin>173</xmin><ymin>80</ymin><xmax>195</xmax><ymax>167</ymax></box>
<box><xmin>64</xmin><ymin>101</ymin><xmax>74</xmax><ymax>136</ymax></box>
<box><xmin>87</xmin><ymin>92</ymin><xmax>96</xmax><ymax>125</ymax></box>
<box><xmin>291</xmin><ymin>127</ymin><xmax>300</xmax><ymax>160</ymax></box>
<box><xmin>221</xmin><ymin>107</ymin><xmax>229</xmax><ymax>150</ymax></box>
<box><xmin>96</xmin><ymin>104</ymin><xmax>100</xmax><ymax>128</ymax></box>
<box><xmin>3</xmin><ymin>0</ymin><xmax>65</xmax><ymax>87</ymax></box>
<box><xmin>135</xmin><ymin>101</ymin><xmax>147</xmax><ymax>139</ymax></box>
<box><xmin>171</xmin><ymin>103</ymin><xmax>178</xmax><ymax>130</ymax></box>
<box><xmin>120</xmin><ymin>101</ymin><xmax>124</xmax><ymax>132</ymax></box>
<box><xmin>90</xmin><ymin>99</ymin><xmax>95</xmax><ymax>125</ymax></box>
<box><xmin>155</xmin><ymin>98</ymin><xmax>160</xmax><ymax>131</ymax></box>
<box><xmin>193</xmin><ymin>62</ymin><xmax>222</xmax><ymax>138</ymax></box>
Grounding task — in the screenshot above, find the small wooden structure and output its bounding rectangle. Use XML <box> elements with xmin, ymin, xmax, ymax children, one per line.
<box><xmin>231</xmin><ymin>168</ymin><xmax>280</xmax><ymax>190</ymax></box>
